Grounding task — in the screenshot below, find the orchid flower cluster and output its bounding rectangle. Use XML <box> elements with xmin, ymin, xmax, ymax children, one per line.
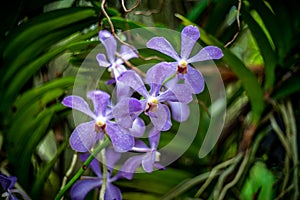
<box><xmin>62</xmin><ymin>25</ymin><xmax>223</xmax><ymax>200</ymax></box>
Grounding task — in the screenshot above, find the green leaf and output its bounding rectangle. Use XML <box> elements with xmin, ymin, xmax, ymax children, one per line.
<box><xmin>175</xmin><ymin>14</ymin><xmax>264</xmax><ymax>123</ymax></box>
<box><xmin>30</xmin><ymin>140</ymin><xmax>68</xmax><ymax>199</ymax></box>
<box><xmin>186</xmin><ymin>0</ymin><xmax>209</xmax><ymax>22</ymax></box>
<box><xmin>242</xmin><ymin>8</ymin><xmax>277</xmax><ymax>90</ymax></box>
<box><xmin>3</xmin><ymin>7</ymin><xmax>97</xmax><ymax>61</ymax></box>
<box><xmin>241</xmin><ymin>162</ymin><xmax>275</xmax><ymax>200</ymax></box>
<box><xmin>102</xmin><ymin>16</ymin><xmax>145</xmax><ymax>30</ymax></box>
<box><xmin>6</xmin><ymin>104</ymin><xmax>65</xmax><ymax>187</ymax></box>
<box><xmin>272</xmin><ymin>75</ymin><xmax>300</xmax><ymax>99</ymax></box>
<box><xmin>117</xmin><ymin>168</ymin><xmax>192</xmax><ymax>195</ymax></box>
<box><xmin>13</xmin><ymin>77</ymin><xmax>74</xmax><ymax>114</ymax></box>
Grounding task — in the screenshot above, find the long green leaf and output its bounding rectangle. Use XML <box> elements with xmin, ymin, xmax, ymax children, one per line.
<box><xmin>242</xmin><ymin>8</ymin><xmax>277</xmax><ymax>90</ymax></box>
<box><xmin>9</xmin><ymin>104</ymin><xmax>65</xmax><ymax>188</ymax></box>
<box><xmin>30</xmin><ymin>140</ymin><xmax>68</xmax><ymax>199</ymax></box>
<box><xmin>3</xmin><ymin>7</ymin><xmax>97</xmax><ymax>61</ymax></box>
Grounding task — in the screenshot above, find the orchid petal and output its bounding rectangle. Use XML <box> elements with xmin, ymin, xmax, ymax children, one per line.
<box><xmin>105</xmin><ymin>147</ymin><xmax>121</xmax><ymax>170</ymax></box>
<box><xmin>187</xmin><ymin>46</ymin><xmax>223</xmax><ymax>63</ymax></box>
<box><xmin>181</xmin><ymin>25</ymin><xmax>200</xmax><ymax>59</ymax></box>
<box><xmin>146</xmin><ymin>37</ymin><xmax>180</xmax><ymax>60</ymax></box>
<box><xmin>146</xmin><ymin>62</ymin><xmax>175</xmax><ymax>87</ymax></box>
<box><xmin>106</xmin><ymin>122</ymin><xmax>134</xmax><ymax>152</ymax></box>
<box><xmin>69</xmin><ymin>121</ymin><xmax>98</xmax><ymax>152</ymax></box>
<box><xmin>105</xmin><ymin>183</ymin><xmax>122</xmax><ymax>200</ymax></box>
<box><xmin>169</xmin><ymin>102</ymin><xmax>190</xmax><ymax>122</ymax></box>
<box><xmin>185</xmin><ymin>66</ymin><xmax>205</xmax><ymax>94</ymax></box>
<box><xmin>96</xmin><ymin>53</ymin><xmax>110</xmax><ymax>67</ymax></box>
<box><xmin>112</xmin><ymin>64</ymin><xmax>127</xmax><ymax>79</ymax></box>
<box><xmin>70</xmin><ymin>178</ymin><xmax>102</xmax><ymax>200</ymax></box>
<box><xmin>62</xmin><ymin>96</ymin><xmax>96</xmax><ymax>119</ymax></box>
<box><xmin>87</xmin><ymin>90</ymin><xmax>110</xmax><ymax>117</ymax></box>
<box><xmin>158</xmin><ymin>84</ymin><xmax>193</xmax><ymax>104</ymax></box>
<box><xmin>99</xmin><ymin>30</ymin><xmax>117</xmax><ymax>63</ymax></box>
<box><xmin>112</xmin><ymin>98</ymin><xmax>143</xmax><ymax>129</ymax></box>
<box><xmin>119</xmin><ymin>155</ymin><xmax>143</xmax><ymax>179</ymax></box>
<box><xmin>129</xmin><ymin>117</ymin><xmax>145</xmax><ymax>137</ymax></box>
<box><xmin>117</xmin><ymin>70</ymin><xmax>148</xmax><ymax>98</ymax></box>
<box><xmin>148</xmin><ymin>104</ymin><xmax>171</xmax><ymax>131</ymax></box>
<box><xmin>149</xmin><ymin>131</ymin><xmax>160</xmax><ymax>148</ymax></box>
<box><xmin>142</xmin><ymin>152</ymin><xmax>155</xmax><ymax>173</ymax></box>
<box><xmin>119</xmin><ymin>45</ymin><xmax>138</xmax><ymax>61</ymax></box>
<box><xmin>0</xmin><ymin>174</ymin><xmax>17</xmax><ymax>190</ymax></box>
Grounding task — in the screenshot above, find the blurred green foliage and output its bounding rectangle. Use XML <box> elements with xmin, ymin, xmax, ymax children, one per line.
<box><xmin>0</xmin><ymin>0</ymin><xmax>299</xmax><ymax>199</ymax></box>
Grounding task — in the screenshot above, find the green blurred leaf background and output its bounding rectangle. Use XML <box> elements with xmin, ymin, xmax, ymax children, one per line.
<box><xmin>0</xmin><ymin>0</ymin><xmax>299</xmax><ymax>199</ymax></box>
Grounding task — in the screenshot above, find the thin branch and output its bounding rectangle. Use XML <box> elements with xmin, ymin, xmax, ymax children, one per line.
<box><xmin>134</xmin><ymin>0</ymin><xmax>164</xmax><ymax>16</ymax></box>
<box><xmin>101</xmin><ymin>0</ymin><xmax>138</xmax><ymax>54</ymax></box>
<box><xmin>59</xmin><ymin>152</ymin><xmax>78</xmax><ymax>200</ymax></box>
<box><xmin>121</xmin><ymin>0</ymin><xmax>140</xmax><ymax>13</ymax></box>
<box><xmin>224</xmin><ymin>0</ymin><xmax>242</xmax><ymax>48</ymax></box>
<box><xmin>115</xmin><ymin>52</ymin><xmax>146</xmax><ymax>77</ymax></box>
<box><xmin>194</xmin><ymin>153</ymin><xmax>243</xmax><ymax>197</ymax></box>
<box><xmin>217</xmin><ymin>150</ymin><xmax>250</xmax><ymax>200</ymax></box>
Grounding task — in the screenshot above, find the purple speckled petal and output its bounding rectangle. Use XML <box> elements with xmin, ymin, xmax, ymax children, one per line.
<box><xmin>119</xmin><ymin>45</ymin><xmax>138</xmax><ymax>61</ymax></box>
<box><xmin>158</xmin><ymin>84</ymin><xmax>192</xmax><ymax>104</ymax></box>
<box><xmin>106</xmin><ymin>122</ymin><xmax>134</xmax><ymax>152</ymax></box>
<box><xmin>69</xmin><ymin>121</ymin><xmax>98</xmax><ymax>152</ymax></box>
<box><xmin>87</xmin><ymin>90</ymin><xmax>110</xmax><ymax>117</ymax></box>
<box><xmin>185</xmin><ymin>66</ymin><xmax>205</xmax><ymax>94</ymax></box>
<box><xmin>0</xmin><ymin>173</ymin><xmax>17</xmax><ymax>190</ymax></box>
<box><xmin>187</xmin><ymin>46</ymin><xmax>223</xmax><ymax>63</ymax></box>
<box><xmin>181</xmin><ymin>25</ymin><xmax>200</xmax><ymax>60</ymax></box>
<box><xmin>129</xmin><ymin>117</ymin><xmax>145</xmax><ymax>137</ymax></box>
<box><xmin>146</xmin><ymin>37</ymin><xmax>180</xmax><ymax>61</ymax></box>
<box><xmin>146</xmin><ymin>62</ymin><xmax>175</xmax><ymax>87</ymax></box>
<box><xmin>112</xmin><ymin>98</ymin><xmax>143</xmax><ymax>129</ymax></box>
<box><xmin>70</xmin><ymin>178</ymin><xmax>102</xmax><ymax>200</ymax></box>
<box><xmin>115</xmin><ymin>81</ymin><xmax>132</xmax><ymax>101</ymax></box>
<box><xmin>142</xmin><ymin>152</ymin><xmax>155</xmax><ymax>173</ymax></box>
<box><xmin>117</xmin><ymin>70</ymin><xmax>149</xmax><ymax>98</ymax></box>
<box><xmin>96</xmin><ymin>53</ymin><xmax>110</xmax><ymax>67</ymax></box>
<box><xmin>168</xmin><ymin>102</ymin><xmax>190</xmax><ymax>122</ymax></box>
<box><xmin>149</xmin><ymin>130</ymin><xmax>160</xmax><ymax>148</ymax></box>
<box><xmin>99</xmin><ymin>30</ymin><xmax>117</xmax><ymax>63</ymax></box>
<box><xmin>105</xmin><ymin>147</ymin><xmax>121</xmax><ymax>170</ymax></box>
<box><xmin>119</xmin><ymin>155</ymin><xmax>143</xmax><ymax>179</ymax></box>
<box><xmin>62</xmin><ymin>96</ymin><xmax>96</xmax><ymax>119</ymax></box>
<box><xmin>80</xmin><ymin>154</ymin><xmax>102</xmax><ymax>178</ymax></box>
<box><xmin>148</xmin><ymin>104</ymin><xmax>171</xmax><ymax>131</ymax></box>
<box><xmin>105</xmin><ymin>183</ymin><xmax>122</xmax><ymax>200</ymax></box>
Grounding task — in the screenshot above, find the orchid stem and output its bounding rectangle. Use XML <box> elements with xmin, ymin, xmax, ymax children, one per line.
<box><xmin>54</xmin><ymin>136</ymin><xmax>110</xmax><ymax>200</ymax></box>
<box><xmin>99</xmin><ymin>147</ymin><xmax>107</xmax><ymax>200</ymax></box>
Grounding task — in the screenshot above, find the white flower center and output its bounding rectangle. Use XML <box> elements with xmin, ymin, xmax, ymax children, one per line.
<box><xmin>95</xmin><ymin>116</ymin><xmax>106</xmax><ymax>132</ymax></box>
<box><xmin>145</xmin><ymin>96</ymin><xmax>159</xmax><ymax>112</ymax></box>
<box><xmin>177</xmin><ymin>60</ymin><xmax>188</xmax><ymax>74</ymax></box>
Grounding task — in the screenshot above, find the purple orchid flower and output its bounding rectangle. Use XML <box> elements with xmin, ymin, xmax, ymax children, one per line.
<box><xmin>120</xmin><ymin>129</ymin><xmax>164</xmax><ymax>179</ymax></box>
<box><xmin>70</xmin><ymin>148</ymin><xmax>125</xmax><ymax>200</ymax></box>
<box><xmin>96</xmin><ymin>30</ymin><xmax>138</xmax><ymax>99</ymax></box>
<box><xmin>62</xmin><ymin>90</ymin><xmax>143</xmax><ymax>152</ymax></box>
<box><xmin>113</xmin><ymin>62</ymin><xmax>193</xmax><ymax>131</ymax></box>
<box><xmin>146</xmin><ymin>25</ymin><xmax>223</xmax><ymax>94</ymax></box>
<box><xmin>0</xmin><ymin>173</ymin><xmax>30</xmax><ymax>200</ymax></box>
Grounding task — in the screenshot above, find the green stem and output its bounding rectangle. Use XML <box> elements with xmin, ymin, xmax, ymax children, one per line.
<box><xmin>99</xmin><ymin>148</ymin><xmax>107</xmax><ymax>200</ymax></box>
<box><xmin>55</xmin><ymin>136</ymin><xmax>110</xmax><ymax>200</ymax></box>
